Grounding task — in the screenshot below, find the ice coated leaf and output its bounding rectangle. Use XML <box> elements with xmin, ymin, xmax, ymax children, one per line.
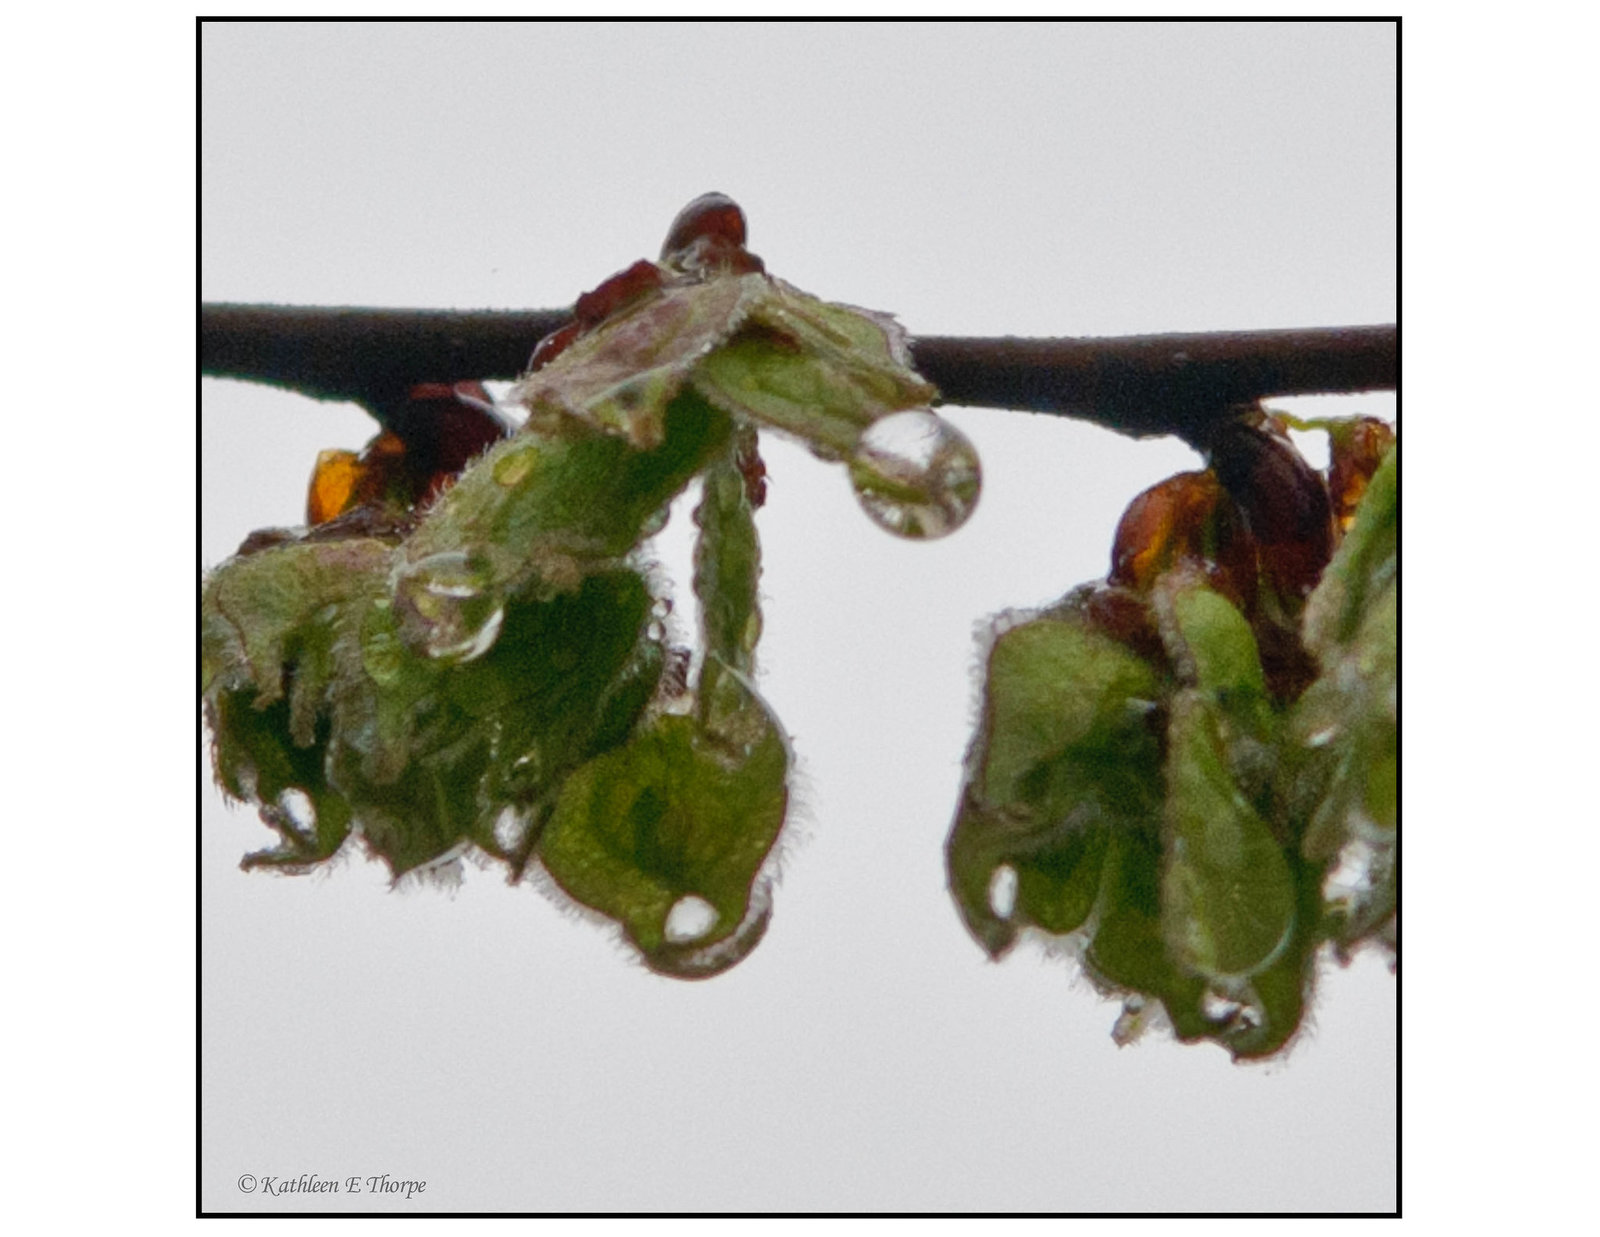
<box><xmin>1285</xmin><ymin>444</ymin><xmax>1397</xmax><ymax>946</ymax></box>
<box><xmin>693</xmin><ymin>426</ymin><xmax>763</xmax><ymax>683</ymax></box>
<box><xmin>1162</xmin><ymin>692</ymin><xmax>1297</xmax><ymax>982</ymax></box>
<box><xmin>1302</xmin><ymin>444</ymin><xmax>1397</xmax><ymax>658</ymax></box>
<box><xmin>201</xmin><ymin>538</ymin><xmax>392</xmax><ymax>710</ymax></box>
<box><xmin>205</xmin><ymin>560</ymin><xmax>664</xmax><ymax>877</ymax></box>
<box><xmin>1084</xmin><ymin>826</ymin><xmax>1209</xmax><ymax>1039</ymax></box>
<box><xmin>507</xmin><ymin>274</ymin><xmax>763</xmax><ymax>449</ymax></box>
<box><xmin>506</xmin><ymin>268</ymin><xmax>938</xmax><ymax>465</ymax></box>
<box><xmin>947</xmin><ymin>612</ymin><xmax>1165</xmax><ymax>955</ymax></box>
<box><xmin>403</xmin><ymin>388</ymin><xmax>731</xmax><ymax>603</ymax></box>
<box><xmin>1156</xmin><ymin>577</ymin><xmax>1279</xmax><ymax>804</ymax></box>
<box><xmin>209</xmin><ymin>689</ymin><xmax>353</xmax><ymax>869</ymax></box>
<box><xmin>692</xmin><ymin>280</ymin><xmax>937</xmax><ymax>460</ymax></box>
<box><xmin>539</xmin><ymin>676</ymin><xmax>790</xmax><ymax>977</ymax></box>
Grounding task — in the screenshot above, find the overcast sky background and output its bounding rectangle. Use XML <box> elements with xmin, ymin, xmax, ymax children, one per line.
<box><xmin>200</xmin><ymin>22</ymin><xmax>1397</xmax><ymax>1213</ymax></box>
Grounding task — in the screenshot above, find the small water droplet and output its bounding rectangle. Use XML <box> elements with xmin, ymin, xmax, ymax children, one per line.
<box><xmin>639</xmin><ymin>502</ymin><xmax>671</xmax><ymax>537</ymax></box>
<box><xmin>988</xmin><ymin>863</ymin><xmax>1018</xmax><ymax>920</ymax></box>
<box><xmin>508</xmin><ymin>746</ymin><xmax>545</xmax><ymax>793</ymax></box>
<box><xmin>1112</xmin><ymin>995</ymin><xmax>1149</xmax><ymax>1047</ymax></box>
<box><xmin>493</xmin><ymin>806</ymin><xmax>529</xmax><ymax>853</ymax></box>
<box><xmin>393</xmin><ymin>551</ymin><xmax>505</xmax><ymax>663</ymax></box>
<box><xmin>361</xmin><ymin>605</ymin><xmax>405</xmax><ymax>685</ymax></box>
<box><xmin>664</xmin><ymin>894</ymin><xmax>719</xmax><ymax>944</ymax></box>
<box><xmin>492</xmin><ymin>444</ymin><xmax>538</xmax><ymax>487</ymax></box>
<box><xmin>740</xmin><ymin>611</ymin><xmax>762</xmax><ymax>653</ymax></box>
<box><xmin>1323</xmin><ymin>833</ymin><xmax>1392</xmax><ymax>917</ymax></box>
<box><xmin>651</xmin><ymin>597</ymin><xmax>673</xmax><ymax>620</ymax></box>
<box><xmin>848</xmin><ymin>410</ymin><xmax>981</xmax><ymax>540</ymax></box>
<box><xmin>277</xmin><ymin>788</ymin><xmax>316</xmax><ymax>838</ymax></box>
<box><xmin>646</xmin><ymin>619</ymin><xmax>667</xmax><ymax>642</ymax></box>
<box><xmin>407</xmin><ymin>841</ymin><xmax>470</xmax><ymax>892</ymax></box>
<box><xmin>1201</xmin><ymin>989</ymin><xmax>1243</xmax><ymax>1023</ymax></box>
<box><xmin>1306</xmin><ymin>724</ymin><xmax>1340</xmax><ymax>748</ymax></box>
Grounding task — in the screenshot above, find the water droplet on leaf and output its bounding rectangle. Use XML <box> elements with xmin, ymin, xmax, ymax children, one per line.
<box><xmin>1201</xmin><ymin>989</ymin><xmax>1244</xmax><ymax>1023</ymax></box>
<box><xmin>988</xmin><ymin>863</ymin><xmax>1018</xmax><ymax>920</ymax></box>
<box><xmin>492</xmin><ymin>445</ymin><xmax>538</xmax><ymax>487</ymax></box>
<box><xmin>277</xmin><ymin>789</ymin><xmax>316</xmax><ymax>838</ymax></box>
<box><xmin>848</xmin><ymin>410</ymin><xmax>980</xmax><ymax>539</ymax></box>
<box><xmin>393</xmin><ymin>551</ymin><xmax>505</xmax><ymax>663</ymax></box>
<box><xmin>664</xmin><ymin>894</ymin><xmax>719</xmax><ymax>944</ymax></box>
<box><xmin>492</xmin><ymin>806</ymin><xmax>529</xmax><ymax>853</ymax></box>
<box><xmin>1112</xmin><ymin>995</ymin><xmax>1149</xmax><ymax>1047</ymax></box>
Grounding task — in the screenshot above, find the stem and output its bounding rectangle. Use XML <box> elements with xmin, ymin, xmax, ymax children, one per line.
<box><xmin>200</xmin><ymin>303</ymin><xmax>1395</xmax><ymax>448</ymax></box>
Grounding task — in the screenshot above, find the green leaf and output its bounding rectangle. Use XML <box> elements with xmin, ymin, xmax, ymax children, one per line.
<box><xmin>539</xmin><ymin>677</ymin><xmax>790</xmax><ymax>977</ymax></box>
<box><xmin>691</xmin><ymin>280</ymin><xmax>937</xmax><ymax>459</ymax></box>
<box><xmin>507</xmin><ymin>273</ymin><xmax>763</xmax><ymax>449</ymax></box>
<box><xmin>1162</xmin><ymin>692</ymin><xmax>1297</xmax><ymax>983</ymax></box>
<box><xmin>947</xmin><ymin>612</ymin><xmax>1165</xmax><ymax>955</ymax></box>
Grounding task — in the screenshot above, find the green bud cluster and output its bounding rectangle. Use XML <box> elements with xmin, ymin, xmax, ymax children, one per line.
<box><xmin>948</xmin><ymin>445</ymin><xmax>1396</xmax><ymax>1058</ymax></box>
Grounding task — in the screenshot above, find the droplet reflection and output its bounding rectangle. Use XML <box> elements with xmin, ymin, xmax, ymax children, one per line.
<box><xmin>848</xmin><ymin>409</ymin><xmax>980</xmax><ymax>539</ymax></box>
<box><xmin>393</xmin><ymin>551</ymin><xmax>505</xmax><ymax>663</ymax></box>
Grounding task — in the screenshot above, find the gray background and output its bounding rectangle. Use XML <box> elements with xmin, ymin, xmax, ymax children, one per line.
<box><xmin>201</xmin><ymin>22</ymin><xmax>1396</xmax><ymax>1213</ymax></box>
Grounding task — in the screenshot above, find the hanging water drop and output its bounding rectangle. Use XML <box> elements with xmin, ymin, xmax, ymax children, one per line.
<box><xmin>1112</xmin><ymin>995</ymin><xmax>1150</xmax><ymax>1047</ymax></box>
<box><xmin>275</xmin><ymin>788</ymin><xmax>316</xmax><ymax>842</ymax></box>
<box><xmin>664</xmin><ymin>894</ymin><xmax>719</xmax><ymax>944</ymax></box>
<box><xmin>988</xmin><ymin>863</ymin><xmax>1018</xmax><ymax>920</ymax></box>
<box><xmin>848</xmin><ymin>409</ymin><xmax>980</xmax><ymax>539</ymax></box>
<box><xmin>393</xmin><ymin>551</ymin><xmax>505</xmax><ymax>663</ymax></box>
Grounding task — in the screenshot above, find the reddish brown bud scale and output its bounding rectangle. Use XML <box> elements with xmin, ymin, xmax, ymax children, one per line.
<box><xmin>304</xmin><ymin>384</ymin><xmax>507</xmax><ymax>527</ymax></box>
<box><xmin>1109</xmin><ymin>469</ymin><xmax>1258</xmax><ymax>614</ymax></box>
<box><xmin>527</xmin><ymin>321</ymin><xmax>582</xmax><ymax>373</ymax></box>
<box><xmin>1078</xmin><ymin>583</ymin><xmax>1167</xmax><ymax>666</ymax></box>
<box><xmin>574</xmin><ymin>259</ymin><xmax>667</xmax><ymax>329</ymax></box>
<box><xmin>735</xmin><ymin>435</ymin><xmax>768</xmax><ymax>509</ymax></box>
<box><xmin>1207</xmin><ymin>421</ymin><xmax>1335</xmax><ymax>601</ymax></box>
<box><xmin>1326</xmin><ymin>416</ymin><xmax>1396</xmax><ymax>532</ymax></box>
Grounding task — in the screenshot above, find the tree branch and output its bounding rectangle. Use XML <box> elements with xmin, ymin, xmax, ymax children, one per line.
<box><xmin>200</xmin><ymin>303</ymin><xmax>1395</xmax><ymax>448</ymax></box>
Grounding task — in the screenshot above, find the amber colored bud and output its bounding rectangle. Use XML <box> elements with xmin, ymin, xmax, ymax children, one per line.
<box><xmin>1326</xmin><ymin>417</ymin><xmax>1396</xmax><ymax>532</ymax></box>
<box><xmin>1109</xmin><ymin>470</ymin><xmax>1258</xmax><ymax>613</ymax></box>
<box><xmin>305</xmin><ymin>432</ymin><xmax>405</xmax><ymax>526</ymax></box>
<box><xmin>1208</xmin><ymin>421</ymin><xmax>1335</xmax><ymax>602</ymax></box>
<box><xmin>307</xmin><ymin>449</ymin><xmax>362</xmax><ymax>526</ymax></box>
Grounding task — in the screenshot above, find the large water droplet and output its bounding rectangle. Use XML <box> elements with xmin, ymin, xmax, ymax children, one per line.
<box><xmin>393</xmin><ymin>551</ymin><xmax>505</xmax><ymax>663</ymax></box>
<box><xmin>664</xmin><ymin>894</ymin><xmax>719</xmax><ymax>944</ymax></box>
<box><xmin>848</xmin><ymin>410</ymin><xmax>980</xmax><ymax>539</ymax></box>
<box><xmin>273</xmin><ymin>788</ymin><xmax>316</xmax><ymax>842</ymax></box>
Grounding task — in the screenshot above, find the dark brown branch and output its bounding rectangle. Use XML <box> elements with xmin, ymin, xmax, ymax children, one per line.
<box><xmin>200</xmin><ymin>303</ymin><xmax>1395</xmax><ymax>448</ymax></box>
